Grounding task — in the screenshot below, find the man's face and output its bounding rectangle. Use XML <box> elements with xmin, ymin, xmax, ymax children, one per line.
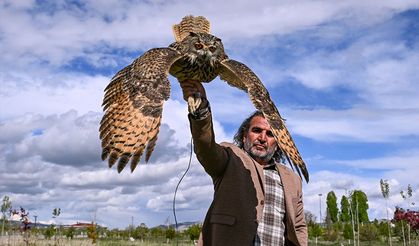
<box><xmin>243</xmin><ymin>116</ymin><xmax>277</xmax><ymax>165</ymax></box>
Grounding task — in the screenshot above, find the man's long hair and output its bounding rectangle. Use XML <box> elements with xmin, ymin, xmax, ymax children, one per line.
<box><xmin>233</xmin><ymin>111</ymin><xmax>283</xmax><ymax>163</ymax></box>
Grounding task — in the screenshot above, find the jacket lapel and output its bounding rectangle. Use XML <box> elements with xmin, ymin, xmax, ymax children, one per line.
<box><xmin>220</xmin><ymin>142</ymin><xmax>265</xmax><ymax>221</ymax></box>
<box><xmin>276</xmin><ymin>164</ymin><xmax>300</xmax><ymax>244</ymax></box>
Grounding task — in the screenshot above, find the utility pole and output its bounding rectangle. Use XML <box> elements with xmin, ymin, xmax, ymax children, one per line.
<box><xmin>318</xmin><ymin>193</ymin><xmax>323</xmax><ymax>225</ymax></box>
<box><xmin>130</xmin><ymin>216</ymin><xmax>134</xmax><ymax>238</ymax></box>
<box><xmin>33</xmin><ymin>215</ymin><xmax>38</xmax><ymax>228</ymax></box>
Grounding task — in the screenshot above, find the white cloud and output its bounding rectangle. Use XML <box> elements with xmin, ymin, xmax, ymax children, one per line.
<box><xmin>0</xmin><ymin>72</ymin><xmax>107</xmax><ymax>119</ymax></box>
<box><xmin>361</xmin><ymin>52</ymin><xmax>419</xmax><ymax>109</ymax></box>
<box><xmin>0</xmin><ymin>152</ymin><xmax>214</xmax><ymax>228</ymax></box>
<box><xmin>335</xmin><ymin>150</ymin><xmax>419</xmax><ymax>172</ymax></box>
<box><xmin>0</xmin><ymin>108</ymin><xmax>216</xmax><ymax>227</ymax></box>
<box><xmin>3</xmin><ymin>111</ymin><xmax>101</xmax><ymax>166</ymax></box>
<box><xmin>291</xmin><ymin>67</ymin><xmax>340</xmax><ymax>90</ymax></box>
<box><xmin>1</xmin><ymin>0</ymin><xmax>418</xmax><ymax>67</ymax></box>
<box><xmin>289</xmin><ymin>107</ymin><xmax>419</xmax><ymax>142</ymax></box>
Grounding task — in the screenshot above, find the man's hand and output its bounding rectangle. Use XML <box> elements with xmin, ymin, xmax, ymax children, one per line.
<box><xmin>180</xmin><ymin>80</ymin><xmax>207</xmax><ymax>114</ymax></box>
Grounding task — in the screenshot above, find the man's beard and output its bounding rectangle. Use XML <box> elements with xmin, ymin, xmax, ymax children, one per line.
<box><xmin>243</xmin><ymin>137</ymin><xmax>277</xmax><ymax>164</ymax></box>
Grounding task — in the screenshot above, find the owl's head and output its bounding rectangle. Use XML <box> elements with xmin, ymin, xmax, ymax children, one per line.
<box><xmin>181</xmin><ymin>32</ymin><xmax>227</xmax><ymax>66</ymax></box>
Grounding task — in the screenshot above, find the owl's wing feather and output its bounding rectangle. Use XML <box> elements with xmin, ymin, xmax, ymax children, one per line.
<box><xmin>218</xmin><ymin>63</ymin><xmax>247</xmax><ymax>91</ymax></box>
<box><xmin>219</xmin><ymin>59</ymin><xmax>309</xmax><ymax>182</ymax></box>
<box><xmin>100</xmin><ymin>47</ymin><xmax>182</xmax><ymax>173</ymax></box>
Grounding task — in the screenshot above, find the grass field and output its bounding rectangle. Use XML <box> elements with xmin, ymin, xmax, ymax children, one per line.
<box><xmin>0</xmin><ymin>235</ymin><xmax>196</xmax><ymax>246</ymax></box>
<box><xmin>1</xmin><ymin>235</ymin><xmax>413</xmax><ymax>245</ymax></box>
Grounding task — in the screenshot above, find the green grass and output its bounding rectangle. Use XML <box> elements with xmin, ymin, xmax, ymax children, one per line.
<box><xmin>1</xmin><ymin>235</ymin><xmax>196</xmax><ymax>246</ymax></box>
<box><xmin>308</xmin><ymin>239</ymin><xmax>408</xmax><ymax>246</ymax></box>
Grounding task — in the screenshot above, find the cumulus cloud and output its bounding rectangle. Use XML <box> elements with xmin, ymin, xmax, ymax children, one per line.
<box><xmin>1</xmin><ymin>0</ymin><xmax>418</xmax><ymax>68</ymax></box>
<box><xmin>1</xmin><ymin>108</ymin><xmax>194</xmax><ymax>168</ymax></box>
<box><xmin>335</xmin><ymin>150</ymin><xmax>419</xmax><ymax>171</ymax></box>
<box><xmin>3</xmin><ymin>111</ymin><xmax>101</xmax><ymax>166</ymax></box>
<box><xmin>1</xmin><ymin>142</ymin><xmax>213</xmax><ymax>228</ymax></box>
<box><xmin>0</xmin><ymin>72</ymin><xmax>107</xmax><ymax>119</ymax></box>
<box><xmin>289</xmin><ymin>107</ymin><xmax>419</xmax><ymax>142</ymax></box>
<box><xmin>0</xmin><ymin>107</ymin><xmax>215</xmax><ymax>227</ymax></box>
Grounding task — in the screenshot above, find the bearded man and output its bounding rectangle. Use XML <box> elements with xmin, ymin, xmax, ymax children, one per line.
<box><xmin>181</xmin><ymin>80</ymin><xmax>307</xmax><ymax>246</ymax></box>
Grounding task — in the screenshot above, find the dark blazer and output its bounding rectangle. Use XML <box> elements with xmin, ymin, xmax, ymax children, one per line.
<box><xmin>189</xmin><ymin>114</ymin><xmax>307</xmax><ymax>246</ymax></box>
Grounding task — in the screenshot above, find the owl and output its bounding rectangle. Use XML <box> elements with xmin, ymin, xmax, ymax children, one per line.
<box><xmin>100</xmin><ymin>16</ymin><xmax>309</xmax><ymax>182</ymax></box>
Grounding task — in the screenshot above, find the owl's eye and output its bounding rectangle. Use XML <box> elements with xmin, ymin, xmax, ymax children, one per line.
<box><xmin>209</xmin><ymin>46</ymin><xmax>216</xmax><ymax>52</ymax></box>
<box><xmin>194</xmin><ymin>43</ymin><xmax>203</xmax><ymax>50</ymax></box>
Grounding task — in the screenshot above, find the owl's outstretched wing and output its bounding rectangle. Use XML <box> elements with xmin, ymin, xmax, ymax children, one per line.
<box><xmin>100</xmin><ymin>48</ymin><xmax>182</xmax><ymax>173</ymax></box>
<box><xmin>219</xmin><ymin>59</ymin><xmax>309</xmax><ymax>182</ymax></box>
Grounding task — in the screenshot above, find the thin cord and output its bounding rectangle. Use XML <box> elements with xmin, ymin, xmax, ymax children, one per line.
<box><xmin>173</xmin><ymin>137</ymin><xmax>193</xmax><ymax>237</ymax></box>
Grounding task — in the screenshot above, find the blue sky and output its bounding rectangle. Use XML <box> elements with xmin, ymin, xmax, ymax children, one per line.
<box><xmin>1</xmin><ymin>0</ymin><xmax>418</xmax><ymax>228</ymax></box>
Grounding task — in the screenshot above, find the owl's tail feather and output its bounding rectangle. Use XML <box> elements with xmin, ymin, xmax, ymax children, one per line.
<box><xmin>173</xmin><ymin>15</ymin><xmax>211</xmax><ymax>42</ymax></box>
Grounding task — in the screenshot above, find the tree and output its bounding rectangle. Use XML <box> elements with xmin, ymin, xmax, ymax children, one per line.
<box><xmin>394</xmin><ymin>207</ymin><xmax>419</xmax><ymax>245</ymax></box>
<box><xmin>43</xmin><ymin>225</ymin><xmax>56</xmax><ymax>239</ymax></box>
<box><xmin>323</xmin><ymin>224</ymin><xmax>339</xmax><ymax>242</ymax></box>
<box><xmin>378</xmin><ymin>220</ymin><xmax>391</xmax><ymax>239</ymax></box>
<box><xmin>340</xmin><ymin>195</ymin><xmax>350</xmax><ymax>222</ymax></box>
<box><xmin>350</xmin><ymin>190</ymin><xmax>369</xmax><ymax>246</ymax></box>
<box><xmin>150</xmin><ymin>227</ymin><xmax>164</xmax><ymax>238</ymax></box>
<box><xmin>305</xmin><ymin>210</ymin><xmax>317</xmax><ymax>225</ymax></box>
<box><xmin>165</xmin><ymin>226</ymin><xmax>175</xmax><ymax>242</ymax></box>
<box><xmin>1</xmin><ymin>195</ymin><xmax>12</xmax><ymax>236</ymax></box>
<box><xmin>343</xmin><ymin>222</ymin><xmax>354</xmax><ymax>241</ymax></box>
<box><xmin>400</xmin><ymin>184</ymin><xmax>414</xmax><ymax>207</ymax></box>
<box><xmin>132</xmin><ymin>223</ymin><xmax>149</xmax><ymax>240</ymax></box>
<box><xmin>326</xmin><ymin>191</ymin><xmax>338</xmax><ymax>223</ymax></box>
<box><xmin>359</xmin><ymin>223</ymin><xmax>378</xmax><ymax>242</ymax></box>
<box><xmin>351</xmin><ymin>190</ymin><xmax>369</xmax><ymax>223</ymax></box>
<box><xmin>401</xmin><ymin>184</ymin><xmax>413</xmax><ymax>245</ymax></box>
<box><xmin>380</xmin><ymin>179</ymin><xmax>392</xmax><ymax>246</ymax></box>
<box><xmin>308</xmin><ymin>223</ymin><xmax>323</xmax><ymax>244</ymax></box>
<box><xmin>186</xmin><ymin>224</ymin><xmax>202</xmax><ymax>241</ymax></box>
<box><xmin>52</xmin><ymin>207</ymin><xmax>61</xmax><ymax>244</ymax></box>
<box><xmin>87</xmin><ymin>222</ymin><xmax>98</xmax><ymax>243</ymax></box>
<box><xmin>52</xmin><ymin>207</ymin><xmax>61</xmax><ymax>218</ymax></box>
<box><xmin>65</xmin><ymin>227</ymin><xmax>75</xmax><ymax>239</ymax></box>
<box><xmin>14</xmin><ymin>207</ymin><xmax>31</xmax><ymax>245</ymax></box>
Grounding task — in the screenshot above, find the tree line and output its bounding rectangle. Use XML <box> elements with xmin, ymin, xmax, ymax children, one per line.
<box><xmin>306</xmin><ymin>181</ymin><xmax>418</xmax><ymax>245</ymax></box>
<box><xmin>1</xmin><ymin>180</ymin><xmax>417</xmax><ymax>245</ymax></box>
<box><xmin>1</xmin><ymin>195</ymin><xmax>201</xmax><ymax>245</ymax></box>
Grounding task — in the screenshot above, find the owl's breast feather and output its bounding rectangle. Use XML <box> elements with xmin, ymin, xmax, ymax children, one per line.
<box><xmin>169</xmin><ymin>57</ymin><xmax>219</xmax><ymax>82</ymax></box>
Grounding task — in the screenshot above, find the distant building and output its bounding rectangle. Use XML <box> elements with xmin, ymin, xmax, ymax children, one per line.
<box><xmin>63</xmin><ymin>222</ymin><xmax>106</xmax><ymax>230</ymax></box>
<box><xmin>67</xmin><ymin>222</ymin><xmax>95</xmax><ymax>229</ymax></box>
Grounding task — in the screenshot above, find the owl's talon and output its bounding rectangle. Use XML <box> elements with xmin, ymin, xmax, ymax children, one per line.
<box><xmin>188</xmin><ymin>96</ymin><xmax>202</xmax><ymax>113</ymax></box>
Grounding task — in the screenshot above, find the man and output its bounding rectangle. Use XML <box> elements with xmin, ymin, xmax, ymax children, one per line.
<box><xmin>181</xmin><ymin>80</ymin><xmax>307</xmax><ymax>246</ymax></box>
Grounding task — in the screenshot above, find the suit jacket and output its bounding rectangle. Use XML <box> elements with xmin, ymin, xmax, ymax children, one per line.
<box><xmin>189</xmin><ymin>114</ymin><xmax>307</xmax><ymax>246</ymax></box>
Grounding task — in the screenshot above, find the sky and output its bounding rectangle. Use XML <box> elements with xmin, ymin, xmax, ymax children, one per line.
<box><xmin>1</xmin><ymin>0</ymin><xmax>419</xmax><ymax>229</ymax></box>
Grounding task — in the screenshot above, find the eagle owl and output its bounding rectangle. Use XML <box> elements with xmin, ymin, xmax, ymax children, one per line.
<box><xmin>100</xmin><ymin>16</ymin><xmax>309</xmax><ymax>182</ymax></box>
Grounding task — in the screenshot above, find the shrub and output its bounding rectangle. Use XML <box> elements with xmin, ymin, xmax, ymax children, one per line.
<box><xmin>359</xmin><ymin>223</ymin><xmax>379</xmax><ymax>242</ymax></box>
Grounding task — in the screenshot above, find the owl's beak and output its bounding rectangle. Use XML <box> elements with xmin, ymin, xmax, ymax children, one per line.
<box><xmin>204</xmin><ymin>49</ymin><xmax>212</xmax><ymax>56</ymax></box>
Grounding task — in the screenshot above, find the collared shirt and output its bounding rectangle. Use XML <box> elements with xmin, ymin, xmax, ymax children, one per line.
<box><xmin>254</xmin><ymin>165</ymin><xmax>286</xmax><ymax>246</ymax></box>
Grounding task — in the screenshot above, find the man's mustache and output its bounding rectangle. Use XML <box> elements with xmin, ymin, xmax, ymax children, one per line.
<box><xmin>252</xmin><ymin>141</ymin><xmax>267</xmax><ymax>150</ymax></box>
